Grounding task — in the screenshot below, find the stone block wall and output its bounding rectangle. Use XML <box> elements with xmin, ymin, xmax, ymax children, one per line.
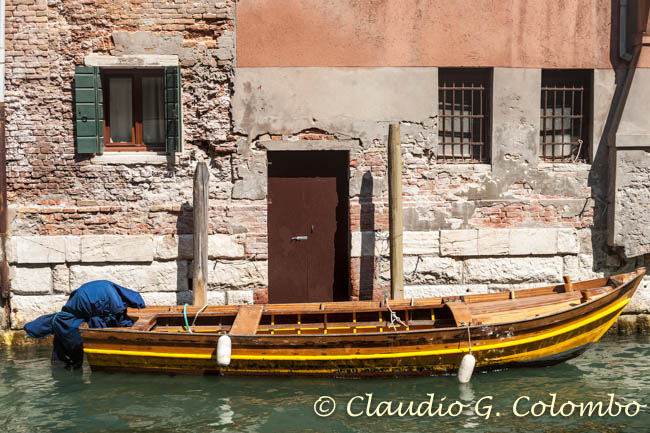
<box><xmin>8</xmin><ymin>234</ymin><xmax>264</xmax><ymax>328</ymax></box>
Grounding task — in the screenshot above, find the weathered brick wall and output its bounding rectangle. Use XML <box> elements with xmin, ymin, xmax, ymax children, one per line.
<box><xmin>5</xmin><ymin>0</ymin><xmax>247</xmax><ymax>236</ymax></box>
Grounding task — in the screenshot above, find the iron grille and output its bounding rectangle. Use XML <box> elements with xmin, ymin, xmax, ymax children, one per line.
<box><xmin>540</xmin><ymin>70</ymin><xmax>591</xmax><ymax>162</ymax></box>
<box><xmin>438</xmin><ymin>69</ymin><xmax>491</xmax><ymax>163</ymax></box>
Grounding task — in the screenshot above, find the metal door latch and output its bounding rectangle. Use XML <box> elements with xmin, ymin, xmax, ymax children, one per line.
<box><xmin>291</xmin><ymin>236</ymin><xmax>308</xmax><ymax>241</ymax></box>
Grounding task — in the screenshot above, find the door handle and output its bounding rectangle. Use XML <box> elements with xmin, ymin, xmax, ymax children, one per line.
<box><xmin>291</xmin><ymin>236</ymin><xmax>308</xmax><ymax>241</ymax></box>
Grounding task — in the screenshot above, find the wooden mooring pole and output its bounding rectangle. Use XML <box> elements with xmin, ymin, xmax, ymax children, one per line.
<box><xmin>192</xmin><ymin>162</ymin><xmax>209</xmax><ymax>306</ymax></box>
<box><xmin>388</xmin><ymin>123</ymin><xmax>404</xmax><ymax>300</ymax></box>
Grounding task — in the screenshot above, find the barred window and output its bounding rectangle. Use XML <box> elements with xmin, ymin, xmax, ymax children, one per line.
<box><xmin>438</xmin><ymin>68</ymin><xmax>491</xmax><ymax>163</ymax></box>
<box><xmin>540</xmin><ymin>70</ymin><xmax>591</xmax><ymax>162</ymax></box>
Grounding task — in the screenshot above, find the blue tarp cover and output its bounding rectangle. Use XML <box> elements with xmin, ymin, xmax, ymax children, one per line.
<box><xmin>24</xmin><ymin>280</ymin><xmax>145</xmax><ymax>368</ymax></box>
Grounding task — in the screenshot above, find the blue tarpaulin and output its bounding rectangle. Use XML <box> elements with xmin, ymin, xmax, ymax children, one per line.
<box><xmin>24</xmin><ymin>280</ymin><xmax>145</xmax><ymax>368</ymax></box>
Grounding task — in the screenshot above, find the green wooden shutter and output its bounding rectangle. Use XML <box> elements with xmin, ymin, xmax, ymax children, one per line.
<box><xmin>74</xmin><ymin>66</ymin><xmax>104</xmax><ymax>154</ymax></box>
<box><xmin>164</xmin><ymin>66</ymin><xmax>182</xmax><ymax>153</ymax></box>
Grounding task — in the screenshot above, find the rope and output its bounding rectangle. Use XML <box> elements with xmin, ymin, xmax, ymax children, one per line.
<box><xmin>466</xmin><ymin>324</ymin><xmax>472</xmax><ymax>355</ymax></box>
<box><xmin>191</xmin><ymin>304</ymin><xmax>208</xmax><ymax>328</ymax></box>
<box><xmin>384</xmin><ymin>294</ymin><xmax>407</xmax><ymax>331</ymax></box>
<box><xmin>183</xmin><ymin>303</ymin><xmax>192</xmax><ymax>333</ymax></box>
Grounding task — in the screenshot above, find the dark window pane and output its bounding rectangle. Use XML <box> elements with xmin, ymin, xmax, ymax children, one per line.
<box><xmin>109</xmin><ymin>77</ymin><xmax>133</xmax><ymax>143</ymax></box>
<box><xmin>142</xmin><ymin>76</ymin><xmax>165</xmax><ymax>144</ymax></box>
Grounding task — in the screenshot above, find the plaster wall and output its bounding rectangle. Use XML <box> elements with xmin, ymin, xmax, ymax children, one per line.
<box><xmin>610</xmin><ymin>69</ymin><xmax>650</xmax><ymax>257</ymax></box>
<box><xmin>237</xmin><ymin>0</ymin><xmax>647</xmax><ymax>69</ymax></box>
<box><xmin>233</xmin><ymin>67</ymin><xmax>438</xmax><ymax>143</ymax></box>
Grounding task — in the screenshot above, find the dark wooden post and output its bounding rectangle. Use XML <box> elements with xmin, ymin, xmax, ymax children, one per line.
<box><xmin>192</xmin><ymin>162</ymin><xmax>209</xmax><ymax>306</ymax></box>
<box><xmin>388</xmin><ymin>124</ymin><xmax>404</xmax><ymax>300</ymax></box>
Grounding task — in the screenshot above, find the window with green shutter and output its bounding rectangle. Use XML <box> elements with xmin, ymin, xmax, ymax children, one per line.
<box><xmin>73</xmin><ymin>65</ymin><xmax>182</xmax><ymax>154</ymax></box>
<box><xmin>165</xmin><ymin>66</ymin><xmax>182</xmax><ymax>154</ymax></box>
<box><xmin>74</xmin><ymin>66</ymin><xmax>104</xmax><ymax>154</ymax></box>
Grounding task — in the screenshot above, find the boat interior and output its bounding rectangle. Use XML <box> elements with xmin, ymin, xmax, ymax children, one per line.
<box><xmin>119</xmin><ymin>274</ymin><xmax>634</xmax><ymax>336</ymax></box>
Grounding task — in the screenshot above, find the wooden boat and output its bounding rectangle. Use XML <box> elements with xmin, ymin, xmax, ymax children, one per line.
<box><xmin>80</xmin><ymin>268</ymin><xmax>645</xmax><ymax>377</ymax></box>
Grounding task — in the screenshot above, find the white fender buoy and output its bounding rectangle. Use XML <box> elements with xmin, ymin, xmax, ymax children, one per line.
<box><xmin>217</xmin><ymin>334</ymin><xmax>232</xmax><ymax>367</ymax></box>
<box><xmin>457</xmin><ymin>353</ymin><xmax>476</xmax><ymax>383</ymax></box>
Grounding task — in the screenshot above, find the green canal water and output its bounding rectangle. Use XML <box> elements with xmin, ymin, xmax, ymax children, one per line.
<box><xmin>1</xmin><ymin>335</ymin><xmax>649</xmax><ymax>433</ymax></box>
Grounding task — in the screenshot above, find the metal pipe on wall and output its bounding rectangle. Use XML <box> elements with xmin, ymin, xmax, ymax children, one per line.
<box><xmin>620</xmin><ymin>0</ymin><xmax>634</xmax><ymax>61</ymax></box>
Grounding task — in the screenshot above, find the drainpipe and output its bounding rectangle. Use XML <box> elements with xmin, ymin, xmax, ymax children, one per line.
<box><xmin>620</xmin><ymin>0</ymin><xmax>634</xmax><ymax>61</ymax></box>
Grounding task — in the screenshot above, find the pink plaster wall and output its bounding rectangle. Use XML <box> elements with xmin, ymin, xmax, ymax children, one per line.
<box><xmin>237</xmin><ymin>0</ymin><xmax>648</xmax><ymax>68</ymax></box>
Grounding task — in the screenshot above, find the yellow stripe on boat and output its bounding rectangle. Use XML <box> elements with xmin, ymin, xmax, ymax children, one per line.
<box><xmin>83</xmin><ymin>297</ymin><xmax>629</xmax><ymax>362</ymax></box>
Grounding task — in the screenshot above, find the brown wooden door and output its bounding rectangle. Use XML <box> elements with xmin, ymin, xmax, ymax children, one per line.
<box><xmin>267</xmin><ymin>151</ymin><xmax>349</xmax><ymax>303</ymax></box>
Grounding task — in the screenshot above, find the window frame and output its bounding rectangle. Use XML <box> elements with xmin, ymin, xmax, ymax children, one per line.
<box><xmin>539</xmin><ymin>69</ymin><xmax>592</xmax><ymax>163</ymax></box>
<box><xmin>437</xmin><ymin>68</ymin><xmax>492</xmax><ymax>164</ymax></box>
<box><xmin>102</xmin><ymin>68</ymin><xmax>166</xmax><ymax>152</ymax></box>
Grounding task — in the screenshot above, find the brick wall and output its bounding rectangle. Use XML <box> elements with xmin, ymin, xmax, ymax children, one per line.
<box><xmin>5</xmin><ymin>0</ymin><xmax>248</xmax><ymax>236</ymax></box>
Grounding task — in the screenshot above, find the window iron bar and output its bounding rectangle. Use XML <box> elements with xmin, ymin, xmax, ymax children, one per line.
<box><xmin>539</xmin><ymin>70</ymin><xmax>589</xmax><ymax>162</ymax></box>
<box><xmin>438</xmin><ymin>69</ymin><xmax>490</xmax><ymax>163</ymax></box>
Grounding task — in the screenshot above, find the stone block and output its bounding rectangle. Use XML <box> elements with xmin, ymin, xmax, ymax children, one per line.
<box><xmin>403</xmin><ymin>231</ymin><xmax>440</xmax><ymax>256</ymax></box>
<box><xmin>639</xmin><ymin>314</ymin><xmax>650</xmax><ymax>334</ymax></box>
<box><xmin>557</xmin><ymin>228</ymin><xmax>579</xmax><ymax>254</ymax></box>
<box><xmin>0</xmin><ymin>305</ymin><xmax>7</xmax><ymax>329</ymax></box>
<box><xmin>80</xmin><ymin>235</ymin><xmax>154</xmax><ymax>263</ymax></box>
<box><xmin>477</xmin><ymin>229</ymin><xmax>509</xmax><ymax>256</ymax></box>
<box><xmin>6</xmin><ymin>237</ymin><xmax>16</xmax><ymax>264</ymax></box>
<box><xmin>464</xmin><ymin>256</ymin><xmax>563</xmax><ymax>284</ymax></box>
<box><xmin>69</xmin><ymin>261</ymin><xmax>188</xmax><ymax>293</ymax></box>
<box><xmin>216</xmin><ymin>30</ymin><xmax>234</xmax><ymax>60</ymax></box>
<box><xmin>208</xmin><ymin>260</ymin><xmax>267</xmax><ymax>289</ymax></box>
<box><xmin>208</xmin><ymin>290</ymin><xmax>227</xmax><ymax>305</ymax></box>
<box><xmin>208</xmin><ymin>234</ymin><xmax>245</xmax><ymax>259</ymax></box>
<box><xmin>351</xmin><ymin>231</ymin><xmax>389</xmax><ymax>257</ymax></box>
<box><xmin>52</xmin><ymin>264</ymin><xmax>70</xmax><ymax>294</ymax></box>
<box><xmin>440</xmin><ymin>230</ymin><xmax>478</xmax><ymax>256</ymax></box>
<box><xmin>154</xmin><ymin>234</ymin><xmax>193</xmax><ymax>260</ymax></box>
<box><xmin>577</xmin><ymin>228</ymin><xmax>593</xmax><ymax>254</ymax></box>
<box><xmin>140</xmin><ymin>291</ymin><xmax>192</xmax><ymax>307</ymax></box>
<box><xmin>562</xmin><ymin>254</ymin><xmax>604</xmax><ymax>281</ymax></box>
<box><xmin>614</xmin><ymin>315</ymin><xmax>638</xmax><ymax>335</ymax></box>
<box><xmin>10</xmin><ymin>266</ymin><xmax>52</xmax><ymax>295</ymax></box>
<box><xmin>13</xmin><ymin>236</ymin><xmax>66</xmax><ymax>264</ymax></box>
<box><xmin>398</xmin><ymin>256</ymin><xmax>462</xmax><ymax>284</ymax></box>
<box><xmin>65</xmin><ymin>236</ymin><xmax>81</xmax><ymax>262</ymax></box>
<box><xmin>404</xmin><ymin>284</ymin><xmax>489</xmax><ymax>299</ymax></box>
<box><xmin>226</xmin><ymin>290</ymin><xmax>254</xmax><ymax>305</ymax></box>
<box><xmin>232</xmin><ymin>178</ymin><xmax>266</xmax><ymax>200</ymax></box>
<box><xmin>10</xmin><ymin>295</ymin><xmax>68</xmax><ymax>329</ymax></box>
<box><xmin>509</xmin><ymin>229</ymin><xmax>558</xmax><ymax>255</ymax></box>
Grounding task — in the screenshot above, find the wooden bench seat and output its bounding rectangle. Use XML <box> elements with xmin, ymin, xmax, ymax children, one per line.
<box><xmin>229</xmin><ymin>305</ymin><xmax>264</xmax><ymax>335</ymax></box>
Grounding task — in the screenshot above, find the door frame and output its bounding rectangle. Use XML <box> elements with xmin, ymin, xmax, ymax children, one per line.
<box><xmin>263</xmin><ymin>140</ymin><xmax>357</xmax><ymax>303</ymax></box>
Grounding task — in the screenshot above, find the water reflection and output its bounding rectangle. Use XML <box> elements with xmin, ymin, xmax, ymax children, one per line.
<box><xmin>0</xmin><ymin>335</ymin><xmax>649</xmax><ymax>432</ymax></box>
